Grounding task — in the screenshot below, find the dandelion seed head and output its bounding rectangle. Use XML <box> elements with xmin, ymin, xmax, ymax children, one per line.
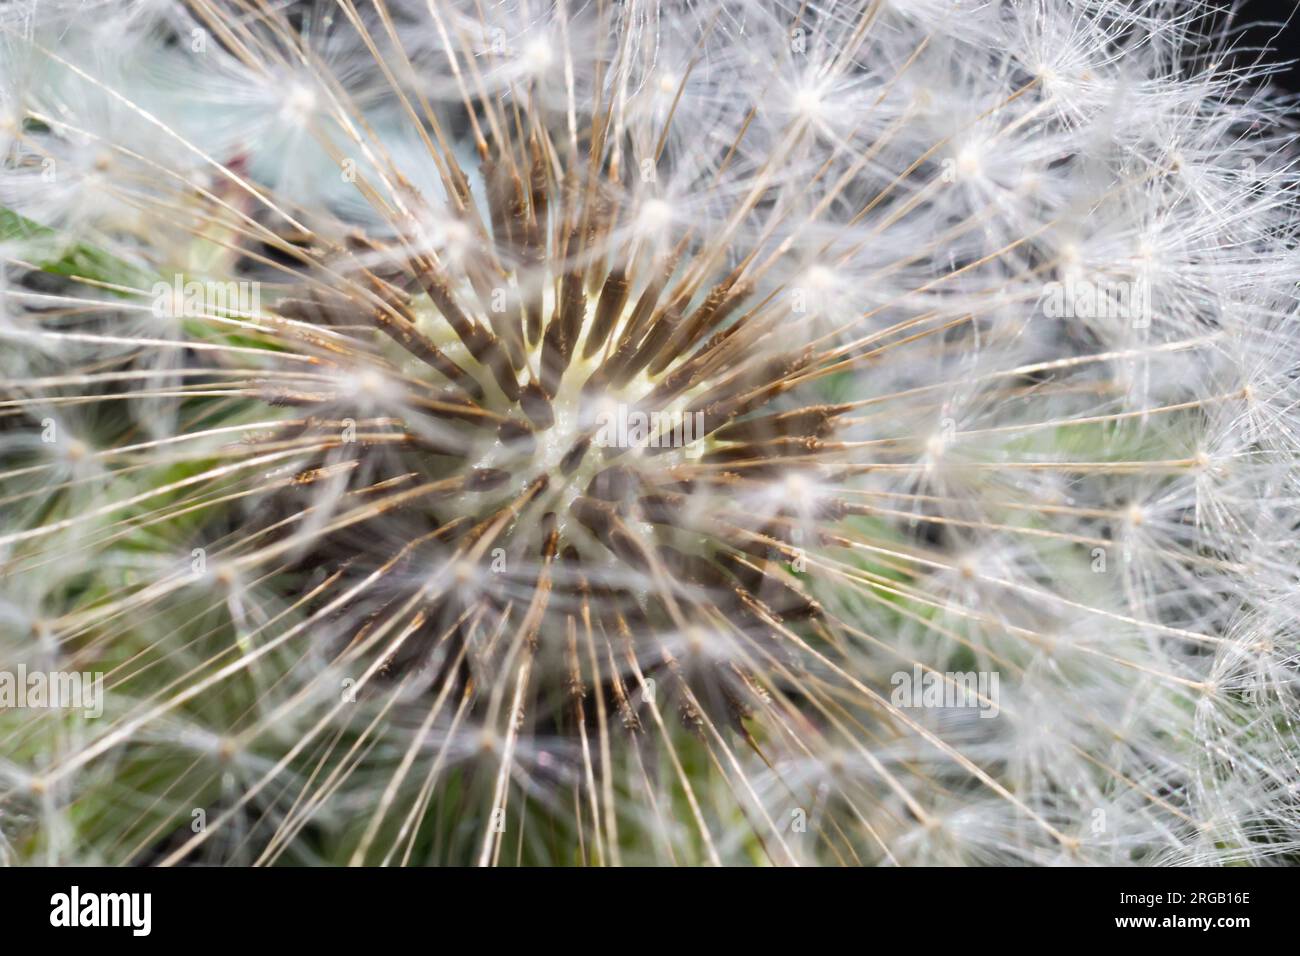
<box><xmin>0</xmin><ymin>0</ymin><xmax>1298</xmax><ymax>867</ymax></box>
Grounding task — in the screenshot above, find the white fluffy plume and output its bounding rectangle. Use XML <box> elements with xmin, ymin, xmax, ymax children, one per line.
<box><xmin>0</xmin><ymin>0</ymin><xmax>1298</xmax><ymax>866</ymax></box>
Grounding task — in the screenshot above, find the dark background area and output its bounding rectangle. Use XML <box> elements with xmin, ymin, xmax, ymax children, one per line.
<box><xmin>1235</xmin><ymin>0</ymin><xmax>1300</xmax><ymax>95</ymax></box>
